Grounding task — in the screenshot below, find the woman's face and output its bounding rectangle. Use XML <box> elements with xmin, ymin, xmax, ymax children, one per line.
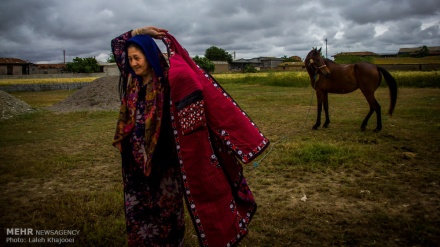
<box><xmin>127</xmin><ymin>45</ymin><xmax>151</xmax><ymax>77</ymax></box>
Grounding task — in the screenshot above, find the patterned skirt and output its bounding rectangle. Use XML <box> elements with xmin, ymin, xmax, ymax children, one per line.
<box><xmin>121</xmin><ymin>136</ymin><xmax>184</xmax><ymax>247</ymax></box>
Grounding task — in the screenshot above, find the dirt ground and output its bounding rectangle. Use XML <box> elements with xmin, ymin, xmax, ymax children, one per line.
<box><xmin>1</xmin><ymin>79</ymin><xmax>439</xmax><ymax>246</ymax></box>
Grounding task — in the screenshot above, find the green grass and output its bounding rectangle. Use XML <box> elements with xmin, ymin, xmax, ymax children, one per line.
<box><xmin>374</xmin><ymin>56</ymin><xmax>440</xmax><ymax>64</ymax></box>
<box><xmin>386</xmin><ymin>70</ymin><xmax>440</xmax><ymax>88</ymax></box>
<box><xmin>11</xmin><ymin>90</ymin><xmax>76</xmax><ymax>107</ymax></box>
<box><xmin>1</xmin><ymin>85</ymin><xmax>440</xmax><ymax>246</ymax></box>
<box><xmin>214</xmin><ymin>70</ymin><xmax>440</xmax><ymax>88</ymax></box>
<box><xmin>1</xmin><ymin>70</ymin><xmax>438</xmax><ymax>88</ymax></box>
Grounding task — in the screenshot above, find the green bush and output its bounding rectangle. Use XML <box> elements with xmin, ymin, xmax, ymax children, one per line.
<box><xmin>244</xmin><ymin>65</ymin><xmax>258</xmax><ymax>73</ymax></box>
<box><xmin>65</xmin><ymin>57</ymin><xmax>100</xmax><ymax>73</ymax></box>
<box><xmin>192</xmin><ymin>55</ymin><xmax>215</xmax><ymax>73</ymax></box>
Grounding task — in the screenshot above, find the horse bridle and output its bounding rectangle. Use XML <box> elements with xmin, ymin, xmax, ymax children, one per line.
<box><xmin>307</xmin><ymin>58</ymin><xmax>328</xmax><ymax>83</ymax></box>
<box><xmin>308</xmin><ymin>58</ymin><xmax>327</xmax><ymax>74</ymax></box>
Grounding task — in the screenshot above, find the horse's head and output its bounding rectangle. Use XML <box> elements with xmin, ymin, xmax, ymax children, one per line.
<box><xmin>305</xmin><ymin>47</ymin><xmax>330</xmax><ymax>78</ymax></box>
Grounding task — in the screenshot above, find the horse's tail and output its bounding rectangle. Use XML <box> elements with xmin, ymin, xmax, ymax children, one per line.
<box><xmin>378</xmin><ymin>66</ymin><xmax>398</xmax><ymax>116</ymax></box>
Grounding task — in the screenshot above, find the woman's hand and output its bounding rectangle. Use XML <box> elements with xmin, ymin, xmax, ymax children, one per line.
<box><xmin>114</xmin><ymin>142</ymin><xmax>122</xmax><ymax>153</ymax></box>
<box><xmin>132</xmin><ymin>26</ymin><xmax>168</xmax><ymax>39</ymax></box>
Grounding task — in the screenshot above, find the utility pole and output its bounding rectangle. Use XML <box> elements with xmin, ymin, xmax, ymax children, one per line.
<box><xmin>325</xmin><ymin>38</ymin><xmax>328</xmax><ymax>58</ymax></box>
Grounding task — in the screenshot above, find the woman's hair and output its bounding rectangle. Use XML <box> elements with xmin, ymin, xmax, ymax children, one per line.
<box><xmin>118</xmin><ymin>70</ymin><xmax>127</xmax><ymax>100</ymax></box>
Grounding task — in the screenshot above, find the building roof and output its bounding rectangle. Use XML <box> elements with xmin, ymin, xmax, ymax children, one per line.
<box><xmin>398</xmin><ymin>46</ymin><xmax>440</xmax><ymax>55</ymax></box>
<box><xmin>212</xmin><ymin>61</ymin><xmax>229</xmax><ymax>64</ymax></box>
<box><xmin>259</xmin><ymin>57</ymin><xmax>284</xmax><ymax>61</ymax></box>
<box><xmin>231</xmin><ymin>57</ymin><xmax>284</xmax><ymax>64</ymax></box>
<box><xmin>0</xmin><ymin>58</ymin><xmax>30</xmax><ymax>64</ymax></box>
<box><xmin>35</xmin><ymin>64</ymin><xmax>66</xmax><ymax>69</ymax></box>
<box><xmin>232</xmin><ymin>58</ymin><xmax>260</xmax><ymax>64</ymax></box>
<box><xmin>399</xmin><ymin>47</ymin><xmax>422</xmax><ymax>53</ymax></box>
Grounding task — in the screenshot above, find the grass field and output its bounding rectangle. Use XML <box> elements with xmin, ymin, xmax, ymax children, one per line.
<box><xmin>216</xmin><ymin>70</ymin><xmax>440</xmax><ymax>88</ymax></box>
<box><xmin>1</xmin><ymin>70</ymin><xmax>438</xmax><ymax>88</ymax></box>
<box><xmin>1</xmin><ymin>82</ymin><xmax>440</xmax><ymax>246</ymax></box>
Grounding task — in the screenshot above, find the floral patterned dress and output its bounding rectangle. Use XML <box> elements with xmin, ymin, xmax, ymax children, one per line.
<box><xmin>113</xmin><ymin>31</ymin><xmax>184</xmax><ymax>247</ymax></box>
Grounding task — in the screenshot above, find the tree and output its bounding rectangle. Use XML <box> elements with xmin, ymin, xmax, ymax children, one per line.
<box><xmin>282</xmin><ymin>55</ymin><xmax>302</xmax><ymax>62</ymax></box>
<box><xmin>414</xmin><ymin>45</ymin><xmax>429</xmax><ymax>57</ymax></box>
<box><xmin>192</xmin><ymin>55</ymin><xmax>215</xmax><ymax>73</ymax></box>
<box><xmin>205</xmin><ymin>46</ymin><xmax>233</xmax><ymax>63</ymax></box>
<box><xmin>65</xmin><ymin>57</ymin><xmax>101</xmax><ymax>73</ymax></box>
<box><xmin>243</xmin><ymin>65</ymin><xmax>258</xmax><ymax>73</ymax></box>
<box><xmin>107</xmin><ymin>52</ymin><xmax>115</xmax><ymax>63</ymax></box>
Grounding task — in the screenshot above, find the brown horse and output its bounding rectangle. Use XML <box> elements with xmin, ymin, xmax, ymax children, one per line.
<box><xmin>305</xmin><ymin>48</ymin><xmax>397</xmax><ymax>132</ymax></box>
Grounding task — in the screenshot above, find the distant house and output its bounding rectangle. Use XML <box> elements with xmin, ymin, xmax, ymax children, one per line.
<box><xmin>0</xmin><ymin>58</ymin><xmax>32</xmax><ymax>75</ymax></box>
<box><xmin>230</xmin><ymin>58</ymin><xmax>259</xmax><ymax>71</ymax></box>
<box><xmin>210</xmin><ymin>61</ymin><xmax>229</xmax><ymax>73</ymax></box>
<box><xmin>99</xmin><ymin>62</ymin><xmax>119</xmax><ymax>76</ymax></box>
<box><xmin>398</xmin><ymin>46</ymin><xmax>440</xmax><ymax>56</ymax></box>
<box><xmin>230</xmin><ymin>57</ymin><xmax>284</xmax><ymax>71</ymax></box>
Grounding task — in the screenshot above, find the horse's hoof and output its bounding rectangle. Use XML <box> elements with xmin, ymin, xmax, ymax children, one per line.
<box><xmin>323</xmin><ymin>125</ymin><xmax>329</xmax><ymax>128</ymax></box>
<box><xmin>312</xmin><ymin>126</ymin><xmax>318</xmax><ymax>130</ymax></box>
<box><xmin>361</xmin><ymin>126</ymin><xmax>366</xmax><ymax>131</ymax></box>
<box><xmin>373</xmin><ymin>128</ymin><xmax>381</xmax><ymax>133</ymax></box>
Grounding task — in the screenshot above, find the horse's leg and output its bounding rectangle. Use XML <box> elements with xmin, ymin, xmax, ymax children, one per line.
<box><xmin>361</xmin><ymin>94</ymin><xmax>382</xmax><ymax>132</ymax></box>
<box><xmin>323</xmin><ymin>92</ymin><xmax>330</xmax><ymax>128</ymax></box>
<box><xmin>313</xmin><ymin>91</ymin><xmax>323</xmax><ymax>130</ymax></box>
<box><xmin>374</xmin><ymin>100</ymin><xmax>382</xmax><ymax>132</ymax></box>
<box><xmin>361</xmin><ymin>108</ymin><xmax>374</xmax><ymax>131</ymax></box>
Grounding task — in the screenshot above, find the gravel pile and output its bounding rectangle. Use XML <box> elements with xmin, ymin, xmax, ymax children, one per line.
<box><xmin>47</xmin><ymin>75</ymin><xmax>121</xmax><ymax>112</ymax></box>
<box><xmin>0</xmin><ymin>90</ymin><xmax>34</xmax><ymax>120</ymax></box>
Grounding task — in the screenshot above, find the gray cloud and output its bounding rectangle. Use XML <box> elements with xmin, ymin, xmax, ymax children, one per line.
<box><xmin>0</xmin><ymin>0</ymin><xmax>438</xmax><ymax>63</ymax></box>
<box><xmin>337</xmin><ymin>0</ymin><xmax>440</xmax><ymax>24</ymax></box>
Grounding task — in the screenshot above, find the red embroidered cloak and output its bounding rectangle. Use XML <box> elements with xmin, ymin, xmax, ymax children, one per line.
<box><xmin>163</xmin><ymin>33</ymin><xmax>270</xmax><ymax>246</ymax></box>
<box><xmin>113</xmin><ymin>30</ymin><xmax>270</xmax><ymax>246</ymax></box>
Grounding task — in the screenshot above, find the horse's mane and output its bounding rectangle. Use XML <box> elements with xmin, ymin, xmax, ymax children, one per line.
<box><xmin>324</xmin><ymin>58</ymin><xmax>336</xmax><ymax>65</ymax></box>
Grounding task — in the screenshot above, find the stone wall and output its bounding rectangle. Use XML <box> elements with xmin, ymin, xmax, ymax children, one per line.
<box><xmin>0</xmin><ymin>73</ymin><xmax>104</xmax><ymax>80</ymax></box>
<box><xmin>0</xmin><ymin>82</ymin><xmax>90</xmax><ymax>92</ymax></box>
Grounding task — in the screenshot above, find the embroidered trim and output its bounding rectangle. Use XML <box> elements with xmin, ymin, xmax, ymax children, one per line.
<box><xmin>199</xmin><ymin>69</ymin><xmax>269</xmax><ymax>163</ymax></box>
<box><xmin>177</xmin><ymin>100</ymin><xmax>206</xmax><ymax>135</ymax></box>
<box><xmin>218</xmin><ymin>129</ymin><xmax>268</xmax><ymax>163</ymax></box>
<box><xmin>169</xmin><ymin>97</ymin><xmax>209</xmax><ymax>246</ymax></box>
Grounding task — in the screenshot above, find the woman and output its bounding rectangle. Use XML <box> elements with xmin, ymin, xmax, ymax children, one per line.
<box><xmin>112</xmin><ymin>26</ymin><xmax>269</xmax><ymax>247</ymax></box>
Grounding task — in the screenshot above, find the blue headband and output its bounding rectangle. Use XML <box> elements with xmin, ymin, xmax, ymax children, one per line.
<box><xmin>126</xmin><ymin>35</ymin><xmax>163</xmax><ymax>78</ymax></box>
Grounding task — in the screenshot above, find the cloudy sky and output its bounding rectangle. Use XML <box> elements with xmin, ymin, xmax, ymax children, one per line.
<box><xmin>0</xmin><ymin>0</ymin><xmax>439</xmax><ymax>64</ymax></box>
